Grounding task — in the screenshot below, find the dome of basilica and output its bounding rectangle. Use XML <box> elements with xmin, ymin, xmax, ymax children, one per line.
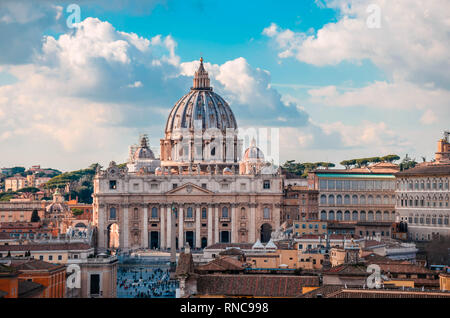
<box><xmin>133</xmin><ymin>135</ymin><xmax>155</xmax><ymax>160</ymax></box>
<box><xmin>243</xmin><ymin>138</ymin><xmax>265</xmax><ymax>161</ymax></box>
<box><xmin>165</xmin><ymin>58</ymin><xmax>237</xmax><ymax>135</ymax></box>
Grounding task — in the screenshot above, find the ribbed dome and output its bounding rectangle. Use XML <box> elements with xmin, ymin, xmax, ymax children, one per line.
<box><xmin>243</xmin><ymin>138</ymin><xmax>264</xmax><ymax>161</ymax></box>
<box><xmin>165</xmin><ymin>58</ymin><xmax>237</xmax><ymax>134</ymax></box>
<box><xmin>134</xmin><ymin>135</ymin><xmax>155</xmax><ymax>160</ymax></box>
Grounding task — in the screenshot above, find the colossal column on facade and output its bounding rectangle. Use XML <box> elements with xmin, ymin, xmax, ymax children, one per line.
<box><xmin>98</xmin><ymin>204</ymin><xmax>106</xmax><ymax>249</ymax></box>
<box><xmin>160</xmin><ymin>204</ymin><xmax>166</xmax><ymax>249</ymax></box>
<box><xmin>214</xmin><ymin>204</ymin><xmax>219</xmax><ymax>243</ymax></box>
<box><xmin>249</xmin><ymin>203</ymin><xmax>256</xmax><ymax>243</ymax></box>
<box><xmin>231</xmin><ymin>204</ymin><xmax>236</xmax><ymax>243</ymax></box>
<box><xmin>179</xmin><ymin>205</ymin><xmax>184</xmax><ymax>248</ymax></box>
<box><xmin>166</xmin><ymin>205</ymin><xmax>171</xmax><ymax>248</ymax></box>
<box><xmin>195</xmin><ymin>205</ymin><xmax>201</xmax><ymax>248</ymax></box>
<box><xmin>207</xmin><ymin>205</ymin><xmax>213</xmax><ymax>246</ymax></box>
<box><xmin>143</xmin><ymin>205</ymin><xmax>148</xmax><ymax>248</ymax></box>
<box><xmin>123</xmin><ymin>204</ymin><xmax>129</xmax><ymax>251</ymax></box>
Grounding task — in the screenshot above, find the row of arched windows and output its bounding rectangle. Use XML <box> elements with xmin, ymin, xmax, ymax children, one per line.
<box><xmin>320</xmin><ymin>210</ymin><xmax>396</xmax><ymax>221</ymax></box>
<box><xmin>398</xmin><ymin>195</ymin><xmax>450</xmax><ymax>208</ymax></box>
<box><xmin>320</xmin><ymin>194</ymin><xmax>395</xmax><ymax>206</ymax></box>
<box><xmin>397</xmin><ymin>178</ymin><xmax>450</xmax><ymax>191</ymax></box>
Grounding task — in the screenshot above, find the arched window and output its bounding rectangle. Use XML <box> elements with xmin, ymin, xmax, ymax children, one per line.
<box><xmin>151</xmin><ymin>207</ymin><xmax>158</xmax><ymax>218</ymax></box>
<box><xmin>320</xmin><ymin>195</ymin><xmax>327</xmax><ymax>205</ymax></box>
<box><xmin>133</xmin><ymin>208</ymin><xmax>139</xmax><ymax>219</ymax></box>
<box><xmin>240</xmin><ymin>207</ymin><xmax>246</xmax><ymax>219</ymax></box>
<box><xmin>352</xmin><ymin>195</ymin><xmax>358</xmax><ymax>205</ymax></box>
<box><xmin>202</xmin><ymin>208</ymin><xmax>207</xmax><ymax>219</ymax></box>
<box><xmin>222</xmin><ymin>206</ymin><xmax>229</xmax><ymax>218</ymax></box>
<box><xmin>360</xmin><ymin>195</ymin><xmax>366</xmax><ymax>205</ymax></box>
<box><xmin>336</xmin><ymin>195</ymin><xmax>343</xmax><ymax>205</ymax></box>
<box><xmin>328</xmin><ymin>195</ymin><xmax>335</xmax><ymax>205</ymax></box>
<box><xmin>328</xmin><ymin>211</ymin><xmax>335</xmax><ymax>221</ymax></box>
<box><xmin>360</xmin><ymin>211</ymin><xmax>366</xmax><ymax>221</ymax></box>
<box><xmin>320</xmin><ymin>211</ymin><xmax>327</xmax><ymax>220</ymax></box>
<box><xmin>336</xmin><ymin>211</ymin><xmax>343</xmax><ymax>221</ymax></box>
<box><xmin>344</xmin><ymin>195</ymin><xmax>350</xmax><ymax>205</ymax></box>
<box><xmin>352</xmin><ymin>211</ymin><xmax>358</xmax><ymax>221</ymax></box>
<box><xmin>263</xmin><ymin>207</ymin><xmax>270</xmax><ymax>219</ymax></box>
<box><xmin>344</xmin><ymin>211</ymin><xmax>350</xmax><ymax>221</ymax></box>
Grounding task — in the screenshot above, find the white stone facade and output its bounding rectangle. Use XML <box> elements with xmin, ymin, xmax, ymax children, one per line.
<box><xmin>395</xmin><ymin>175</ymin><xmax>450</xmax><ymax>241</ymax></box>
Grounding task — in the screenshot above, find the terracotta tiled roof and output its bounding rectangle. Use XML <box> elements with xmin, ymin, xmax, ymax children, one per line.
<box><xmin>196</xmin><ymin>256</ymin><xmax>246</xmax><ymax>273</ymax></box>
<box><xmin>324</xmin><ymin>264</ymin><xmax>368</xmax><ymax>276</ymax></box>
<box><xmin>377</xmin><ymin>263</ymin><xmax>435</xmax><ymax>275</ymax></box>
<box><xmin>0</xmin><ymin>243</ymin><xmax>91</xmax><ymax>252</ymax></box>
<box><xmin>10</xmin><ymin>259</ymin><xmax>64</xmax><ymax>271</ymax></box>
<box><xmin>18</xmin><ymin>280</ymin><xmax>45</xmax><ymax>298</ymax></box>
<box><xmin>197</xmin><ymin>274</ymin><xmax>319</xmax><ymax>297</ymax></box>
<box><xmin>300</xmin><ymin>286</ymin><xmax>450</xmax><ymax>298</ymax></box>
<box><xmin>219</xmin><ymin>248</ymin><xmax>244</xmax><ymax>256</ymax></box>
<box><xmin>395</xmin><ymin>163</ymin><xmax>450</xmax><ymax>176</ymax></box>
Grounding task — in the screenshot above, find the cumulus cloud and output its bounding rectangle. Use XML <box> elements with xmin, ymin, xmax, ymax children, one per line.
<box><xmin>0</xmin><ymin>16</ymin><xmax>310</xmax><ymax>169</ymax></box>
<box><xmin>180</xmin><ymin>57</ymin><xmax>309</xmax><ymax>127</ymax></box>
<box><xmin>263</xmin><ymin>0</ymin><xmax>450</xmax><ymax>88</ymax></box>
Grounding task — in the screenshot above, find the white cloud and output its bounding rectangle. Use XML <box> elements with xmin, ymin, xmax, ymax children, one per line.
<box><xmin>0</xmin><ymin>17</ymin><xmax>310</xmax><ymax>169</ymax></box>
<box><xmin>181</xmin><ymin>57</ymin><xmax>309</xmax><ymax>127</ymax></box>
<box><xmin>420</xmin><ymin>110</ymin><xmax>438</xmax><ymax>125</ymax></box>
<box><xmin>263</xmin><ymin>0</ymin><xmax>450</xmax><ymax>88</ymax></box>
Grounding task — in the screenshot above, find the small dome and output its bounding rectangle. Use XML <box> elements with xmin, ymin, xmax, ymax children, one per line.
<box><xmin>133</xmin><ymin>135</ymin><xmax>155</xmax><ymax>160</ymax></box>
<box><xmin>223</xmin><ymin>167</ymin><xmax>232</xmax><ymax>175</ymax></box>
<box><xmin>243</xmin><ymin>138</ymin><xmax>264</xmax><ymax>161</ymax></box>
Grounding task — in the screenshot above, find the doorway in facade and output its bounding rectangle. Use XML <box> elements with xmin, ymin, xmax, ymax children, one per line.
<box><xmin>220</xmin><ymin>231</ymin><xmax>230</xmax><ymax>243</ymax></box>
<box><xmin>201</xmin><ymin>237</ymin><xmax>208</xmax><ymax>249</ymax></box>
<box><xmin>107</xmin><ymin>223</ymin><xmax>119</xmax><ymax>250</ymax></box>
<box><xmin>260</xmin><ymin>223</ymin><xmax>272</xmax><ymax>243</ymax></box>
<box><xmin>185</xmin><ymin>231</ymin><xmax>194</xmax><ymax>249</ymax></box>
<box><xmin>149</xmin><ymin>231</ymin><xmax>159</xmax><ymax>249</ymax></box>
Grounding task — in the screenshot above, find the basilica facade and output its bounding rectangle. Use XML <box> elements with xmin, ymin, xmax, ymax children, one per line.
<box><xmin>93</xmin><ymin>59</ymin><xmax>283</xmax><ymax>252</ymax></box>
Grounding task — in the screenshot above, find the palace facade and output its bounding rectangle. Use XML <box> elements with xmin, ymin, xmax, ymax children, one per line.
<box><xmin>93</xmin><ymin>59</ymin><xmax>283</xmax><ymax>252</ymax></box>
<box><xmin>395</xmin><ymin>132</ymin><xmax>450</xmax><ymax>240</ymax></box>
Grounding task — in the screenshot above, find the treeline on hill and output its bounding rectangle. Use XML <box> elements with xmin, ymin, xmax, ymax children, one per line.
<box><xmin>339</xmin><ymin>155</ymin><xmax>400</xmax><ymax>169</ymax></box>
<box><xmin>2</xmin><ymin>166</ymin><xmax>61</xmax><ymax>178</ymax></box>
<box><xmin>45</xmin><ymin>163</ymin><xmax>101</xmax><ymax>204</ymax></box>
<box><xmin>281</xmin><ymin>161</ymin><xmax>336</xmax><ymax>178</ymax></box>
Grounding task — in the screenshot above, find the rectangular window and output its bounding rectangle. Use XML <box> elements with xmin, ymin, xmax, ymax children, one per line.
<box><xmin>172</xmin><ymin>184</ymin><xmax>178</xmax><ymax>189</ymax></box>
<box><xmin>109</xmin><ymin>180</ymin><xmax>117</xmax><ymax>190</ymax></box>
<box><xmin>201</xmin><ymin>183</ymin><xmax>207</xmax><ymax>189</ymax></box>
<box><xmin>263</xmin><ymin>180</ymin><xmax>271</xmax><ymax>189</ymax></box>
<box><xmin>150</xmin><ymin>183</ymin><xmax>158</xmax><ymax>190</ymax></box>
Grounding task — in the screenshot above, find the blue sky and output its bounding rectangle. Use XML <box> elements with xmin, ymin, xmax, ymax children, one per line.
<box><xmin>0</xmin><ymin>0</ymin><xmax>448</xmax><ymax>171</ymax></box>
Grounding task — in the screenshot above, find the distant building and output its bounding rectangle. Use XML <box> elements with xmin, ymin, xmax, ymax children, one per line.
<box><xmin>175</xmin><ymin>251</ymin><xmax>320</xmax><ymax>298</ymax></box>
<box><xmin>293</xmin><ymin>220</ymin><xmax>327</xmax><ymax>237</ymax></box>
<box><xmin>8</xmin><ymin>259</ymin><xmax>66</xmax><ymax>298</ymax></box>
<box><xmin>395</xmin><ymin>132</ymin><xmax>450</xmax><ymax>241</ymax></box>
<box><xmin>309</xmin><ymin>162</ymin><xmax>399</xmax><ymax>223</ymax></box>
<box><xmin>283</xmin><ymin>185</ymin><xmax>319</xmax><ymax>225</ymax></box>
